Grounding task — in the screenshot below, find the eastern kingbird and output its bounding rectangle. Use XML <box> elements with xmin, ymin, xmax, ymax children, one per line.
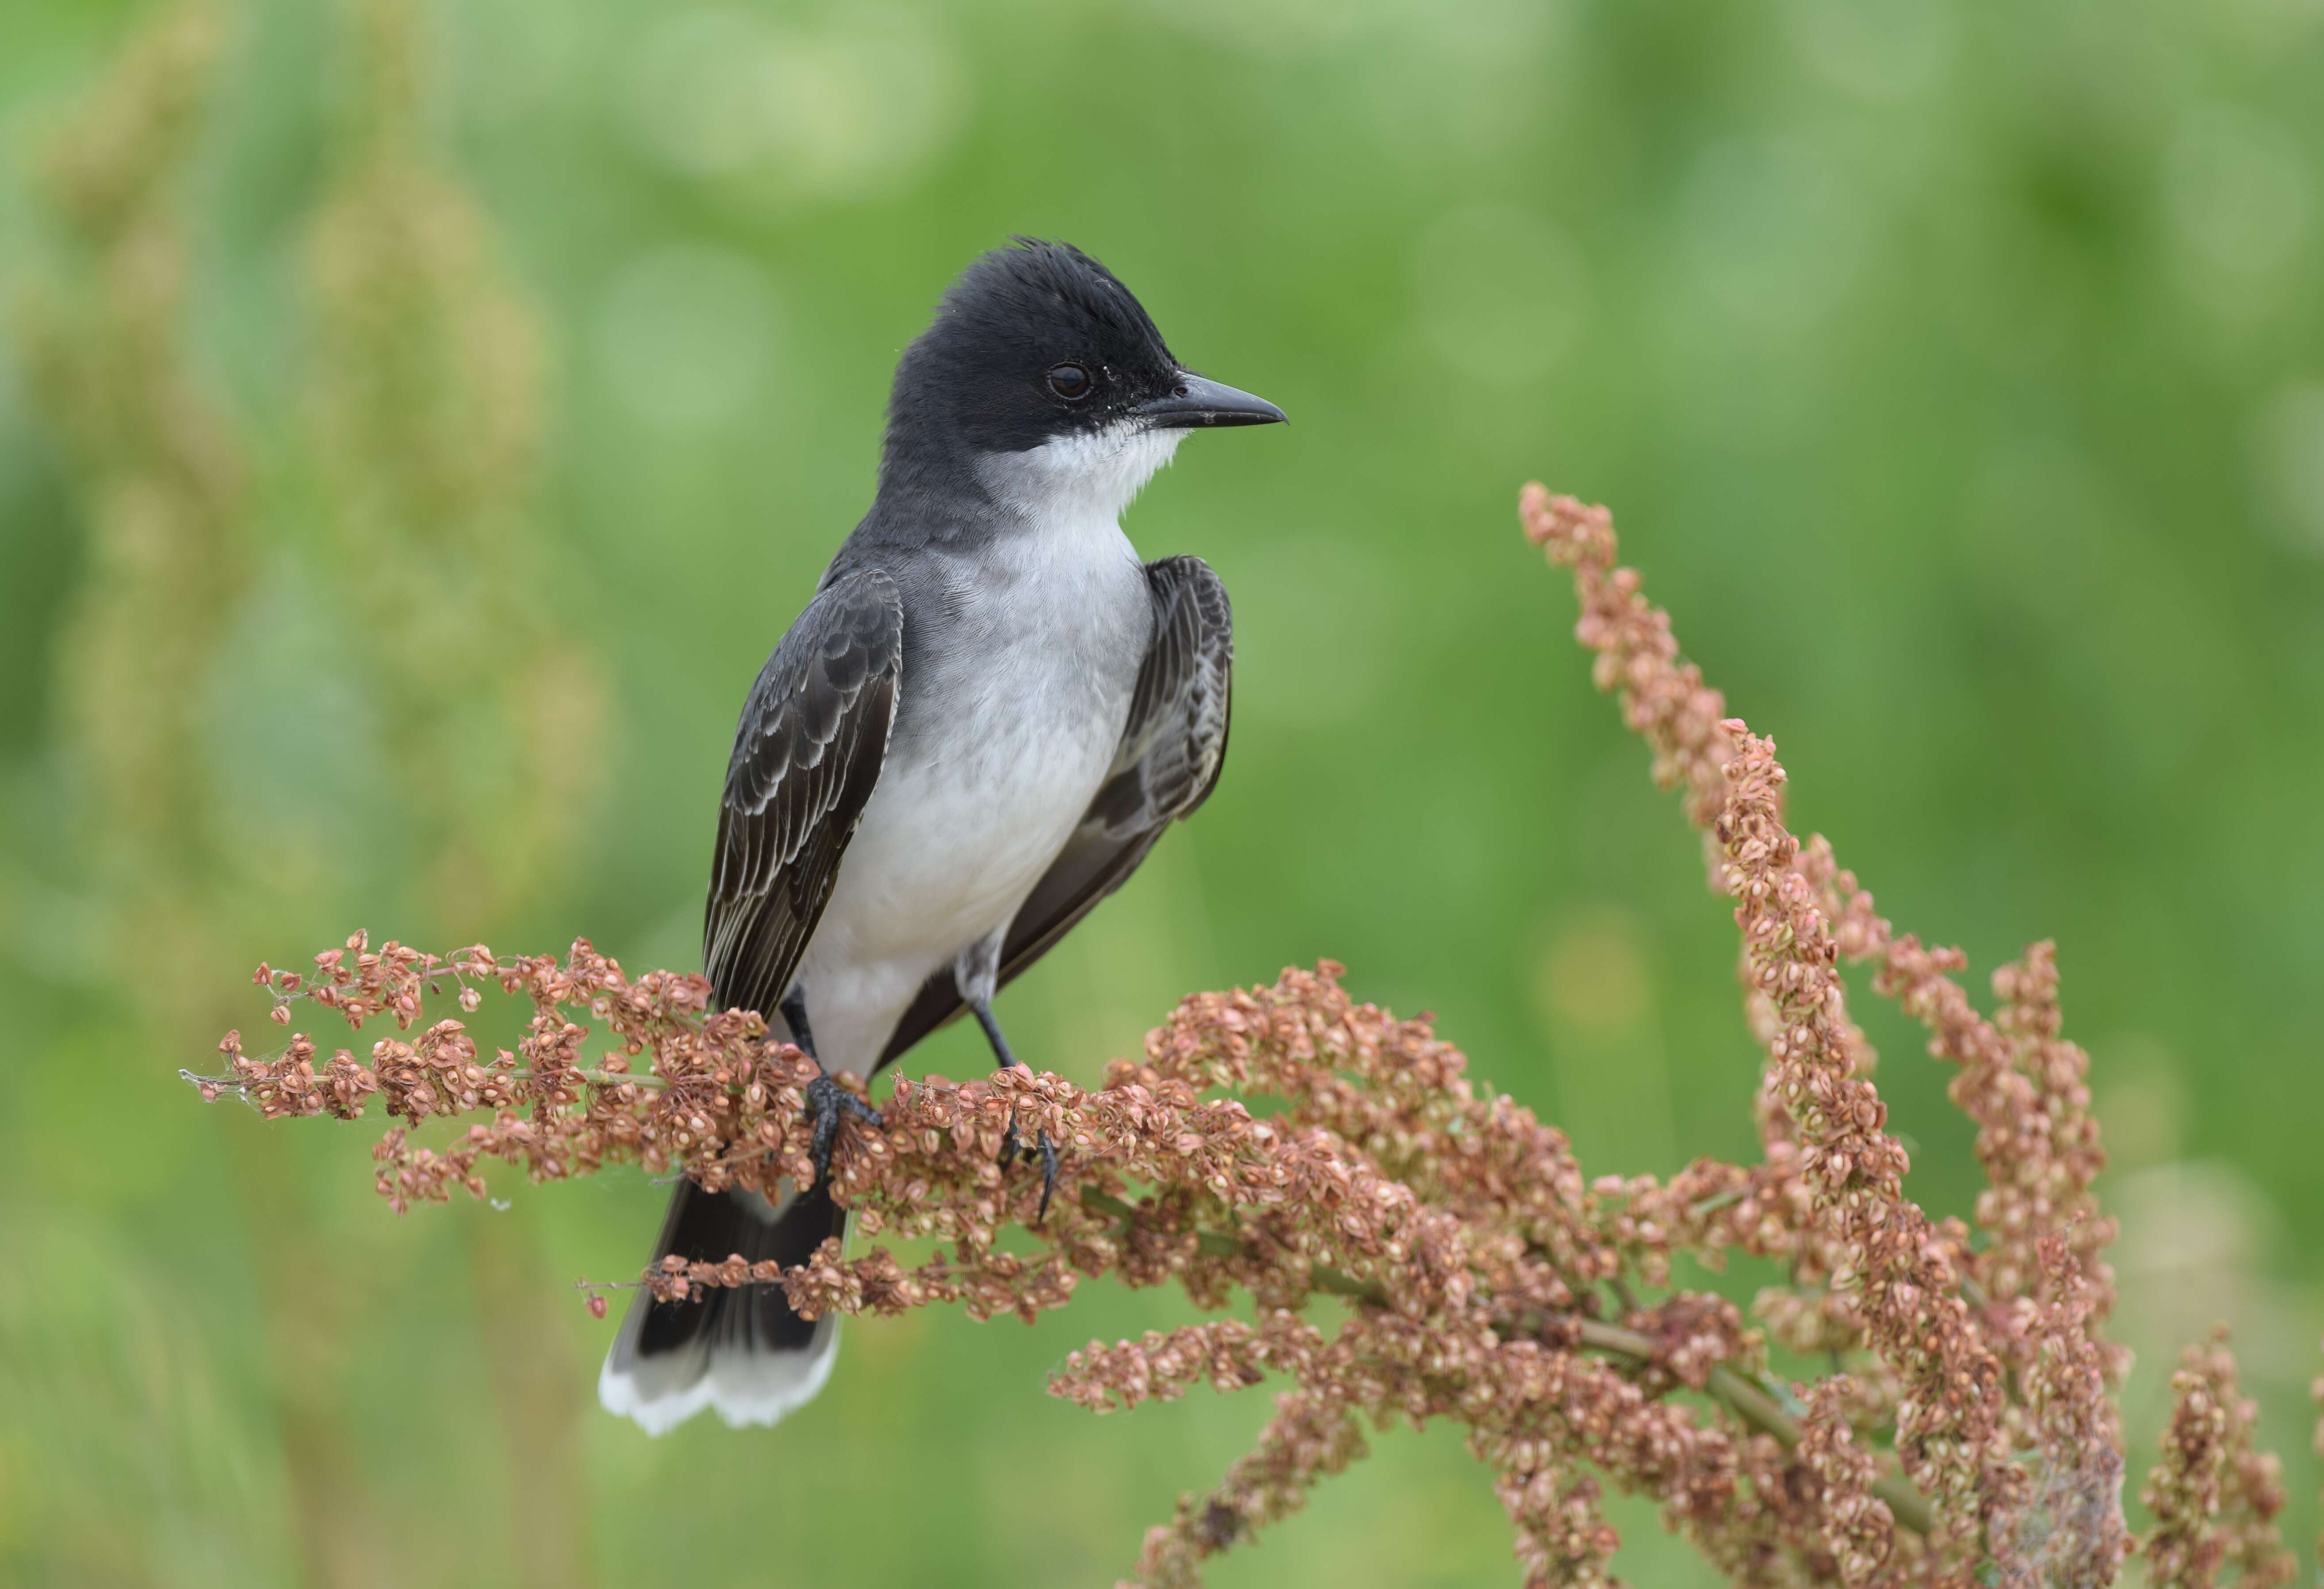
<box><xmin>600</xmin><ymin>239</ymin><xmax>1283</xmax><ymax>1434</ymax></box>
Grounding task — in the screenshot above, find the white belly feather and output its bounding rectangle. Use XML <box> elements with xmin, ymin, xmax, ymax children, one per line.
<box><xmin>789</xmin><ymin>481</ymin><xmax>1160</xmax><ymax>1077</ymax></box>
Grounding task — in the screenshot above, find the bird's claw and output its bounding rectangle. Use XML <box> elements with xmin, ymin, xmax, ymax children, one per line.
<box><xmin>803</xmin><ymin>1071</ymin><xmax>883</xmax><ymax>1190</ymax></box>
<box><xmin>997</xmin><ymin>1113</ymin><xmax>1060</xmax><ymax>1224</ymax></box>
<box><xmin>1032</xmin><ymin>1128</ymin><xmax>1059</xmax><ymax>1223</ymax></box>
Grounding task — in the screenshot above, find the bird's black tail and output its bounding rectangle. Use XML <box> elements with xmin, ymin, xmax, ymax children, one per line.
<box><xmin>598</xmin><ymin>1179</ymin><xmax>844</xmax><ymax>1434</ymax></box>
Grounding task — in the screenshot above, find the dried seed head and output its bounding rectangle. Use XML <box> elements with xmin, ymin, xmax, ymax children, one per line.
<box><xmin>179</xmin><ymin>489</ymin><xmax>2245</xmax><ymax>1589</ymax></box>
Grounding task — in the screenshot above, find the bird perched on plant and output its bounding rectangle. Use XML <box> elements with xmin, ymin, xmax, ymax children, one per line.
<box><xmin>599</xmin><ymin>238</ymin><xmax>1283</xmax><ymax>1434</ymax></box>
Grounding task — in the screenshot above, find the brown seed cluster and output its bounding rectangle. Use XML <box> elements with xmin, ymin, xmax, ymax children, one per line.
<box><xmin>188</xmin><ymin>488</ymin><xmax>2322</xmax><ymax>1586</ymax></box>
<box><xmin>2140</xmin><ymin>1329</ymin><xmax>2292</xmax><ymax>1587</ymax></box>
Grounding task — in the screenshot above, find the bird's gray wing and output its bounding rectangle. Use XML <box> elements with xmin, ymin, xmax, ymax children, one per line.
<box><xmin>875</xmin><ymin>554</ymin><xmax>1231</xmax><ymax>1069</ymax></box>
<box><xmin>703</xmin><ymin>568</ymin><xmax>904</xmax><ymax>1024</ymax></box>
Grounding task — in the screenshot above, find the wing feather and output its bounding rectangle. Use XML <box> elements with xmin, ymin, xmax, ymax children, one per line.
<box><xmin>703</xmin><ymin>569</ymin><xmax>904</xmax><ymax>1022</ymax></box>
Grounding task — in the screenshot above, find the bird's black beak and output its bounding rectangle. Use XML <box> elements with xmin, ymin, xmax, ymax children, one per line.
<box><xmin>1136</xmin><ymin>372</ymin><xmax>1287</xmax><ymax>429</ymax></box>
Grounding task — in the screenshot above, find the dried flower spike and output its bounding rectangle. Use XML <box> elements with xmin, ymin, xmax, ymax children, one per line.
<box><xmin>180</xmin><ymin>487</ymin><xmax>2299</xmax><ymax>1587</ymax></box>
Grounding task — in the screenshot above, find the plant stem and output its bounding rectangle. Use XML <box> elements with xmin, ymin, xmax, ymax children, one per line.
<box><xmin>1073</xmin><ymin>1187</ymin><xmax>1934</xmax><ymax>1537</ymax></box>
<box><xmin>1576</xmin><ymin>1320</ymin><xmax>1934</xmax><ymax>1536</ymax></box>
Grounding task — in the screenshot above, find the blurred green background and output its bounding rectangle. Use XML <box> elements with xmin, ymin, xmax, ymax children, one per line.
<box><xmin>3</xmin><ymin>0</ymin><xmax>2321</xmax><ymax>1582</ymax></box>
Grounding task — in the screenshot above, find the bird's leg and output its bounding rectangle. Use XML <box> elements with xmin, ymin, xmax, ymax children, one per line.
<box><xmin>781</xmin><ymin>988</ymin><xmax>882</xmax><ymax>1192</ymax></box>
<box><xmin>976</xmin><ymin>1000</ymin><xmax>1059</xmax><ymax>1222</ymax></box>
<box><xmin>955</xmin><ymin>935</ymin><xmax>1058</xmax><ymax>1222</ymax></box>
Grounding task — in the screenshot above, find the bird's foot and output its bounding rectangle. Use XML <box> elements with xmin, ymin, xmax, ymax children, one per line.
<box><xmin>997</xmin><ymin>1114</ymin><xmax>1061</xmax><ymax>1224</ymax></box>
<box><xmin>803</xmin><ymin>1071</ymin><xmax>884</xmax><ymax>1190</ymax></box>
<box><xmin>1031</xmin><ymin>1128</ymin><xmax>1060</xmax><ymax>1223</ymax></box>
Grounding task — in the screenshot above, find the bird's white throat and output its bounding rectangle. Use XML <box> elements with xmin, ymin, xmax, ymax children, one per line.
<box><xmin>976</xmin><ymin>421</ymin><xmax>1186</xmax><ymax>527</ymax></box>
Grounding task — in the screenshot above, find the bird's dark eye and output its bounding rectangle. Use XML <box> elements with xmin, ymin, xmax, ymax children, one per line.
<box><xmin>1047</xmin><ymin>362</ymin><xmax>1092</xmax><ymax>399</ymax></box>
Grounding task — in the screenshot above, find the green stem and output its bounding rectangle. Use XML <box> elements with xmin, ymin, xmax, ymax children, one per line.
<box><xmin>559</xmin><ymin>1067</ymin><xmax>664</xmax><ymax>1090</ymax></box>
<box><xmin>1575</xmin><ymin>1321</ymin><xmax>1934</xmax><ymax>1536</ymax></box>
<box><xmin>1070</xmin><ymin>1189</ymin><xmax>1934</xmax><ymax>1538</ymax></box>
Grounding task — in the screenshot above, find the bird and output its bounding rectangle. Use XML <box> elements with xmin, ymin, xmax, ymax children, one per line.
<box><xmin>598</xmin><ymin>238</ymin><xmax>1284</xmax><ymax>1435</ymax></box>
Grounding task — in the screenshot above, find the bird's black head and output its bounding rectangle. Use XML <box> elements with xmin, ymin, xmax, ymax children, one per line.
<box><xmin>881</xmin><ymin>239</ymin><xmax>1282</xmax><ymax>506</ymax></box>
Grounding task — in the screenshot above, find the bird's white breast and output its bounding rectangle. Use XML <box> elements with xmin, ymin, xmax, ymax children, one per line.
<box><xmin>789</xmin><ymin>424</ymin><xmax>1181</xmax><ymax>1075</ymax></box>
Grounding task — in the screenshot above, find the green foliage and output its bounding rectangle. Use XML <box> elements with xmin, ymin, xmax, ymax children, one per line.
<box><xmin>1</xmin><ymin>0</ymin><xmax>2320</xmax><ymax>1583</ymax></box>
